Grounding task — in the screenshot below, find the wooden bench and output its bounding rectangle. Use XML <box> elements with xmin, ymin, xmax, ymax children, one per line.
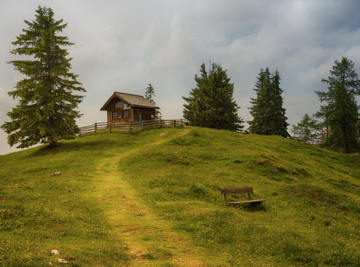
<box><xmin>220</xmin><ymin>186</ymin><xmax>265</xmax><ymax>206</ymax></box>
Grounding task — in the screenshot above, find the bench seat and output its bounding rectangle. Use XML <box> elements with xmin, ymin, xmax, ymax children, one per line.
<box><xmin>221</xmin><ymin>186</ymin><xmax>265</xmax><ymax>206</ymax></box>
<box><xmin>228</xmin><ymin>199</ymin><xmax>266</xmax><ymax>205</ymax></box>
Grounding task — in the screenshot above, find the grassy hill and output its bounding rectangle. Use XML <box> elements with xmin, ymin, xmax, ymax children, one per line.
<box><xmin>1</xmin><ymin>127</ymin><xmax>360</xmax><ymax>266</ymax></box>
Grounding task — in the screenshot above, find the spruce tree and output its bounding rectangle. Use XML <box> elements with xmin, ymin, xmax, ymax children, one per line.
<box><xmin>248</xmin><ymin>68</ymin><xmax>289</xmax><ymax>137</ymax></box>
<box><xmin>315</xmin><ymin>57</ymin><xmax>360</xmax><ymax>153</ymax></box>
<box><xmin>145</xmin><ymin>83</ymin><xmax>155</xmax><ymax>104</ymax></box>
<box><xmin>1</xmin><ymin>6</ymin><xmax>85</xmax><ymax>149</ymax></box>
<box><xmin>248</xmin><ymin>68</ymin><xmax>271</xmax><ymax>134</ymax></box>
<box><xmin>145</xmin><ymin>83</ymin><xmax>161</xmax><ymax>119</ymax></box>
<box><xmin>183</xmin><ymin>62</ymin><xmax>243</xmax><ymax>131</ymax></box>
<box><xmin>271</xmin><ymin>70</ymin><xmax>290</xmax><ymax>137</ymax></box>
<box><xmin>291</xmin><ymin>113</ymin><xmax>319</xmax><ymax>143</ymax></box>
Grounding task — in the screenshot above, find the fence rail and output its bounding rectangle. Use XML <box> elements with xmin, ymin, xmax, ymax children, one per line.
<box><xmin>79</xmin><ymin>119</ymin><xmax>185</xmax><ymax>136</ymax></box>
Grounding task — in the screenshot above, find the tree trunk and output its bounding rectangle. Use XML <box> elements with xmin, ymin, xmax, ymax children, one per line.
<box><xmin>49</xmin><ymin>141</ymin><xmax>58</xmax><ymax>149</ymax></box>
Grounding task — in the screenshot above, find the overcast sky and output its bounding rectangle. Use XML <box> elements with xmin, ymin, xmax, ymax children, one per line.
<box><xmin>1</xmin><ymin>0</ymin><xmax>360</xmax><ymax>155</ymax></box>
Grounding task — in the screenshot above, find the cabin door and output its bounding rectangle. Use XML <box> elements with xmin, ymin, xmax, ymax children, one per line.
<box><xmin>134</xmin><ymin>109</ymin><xmax>142</xmax><ymax>122</ymax></box>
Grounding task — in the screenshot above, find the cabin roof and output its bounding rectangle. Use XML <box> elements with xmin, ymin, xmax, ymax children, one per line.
<box><xmin>100</xmin><ymin>92</ymin><xmax>159</xmax><ymax>111</ymax></box>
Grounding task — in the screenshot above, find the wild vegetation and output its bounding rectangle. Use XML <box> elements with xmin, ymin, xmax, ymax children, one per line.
<box><xmin>1</xmin><ymin>127</ymin><xmax>360</xmax><ymax>266</ymax></box>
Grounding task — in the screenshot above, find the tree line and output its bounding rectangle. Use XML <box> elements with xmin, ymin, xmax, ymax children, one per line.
<box><xmin>2</xmin><ymin>6</ymin><xmax>360</xmax><ymax>154</ymax></box>
<box><xmin>183</xmin><ymin>58</ymin><xmax>360</xmax><ymax>154</ymax></box>
<box><xmin>182</xmin><ymin>64</ymin><xmax>290</xmax><ymax>136</ymax></box>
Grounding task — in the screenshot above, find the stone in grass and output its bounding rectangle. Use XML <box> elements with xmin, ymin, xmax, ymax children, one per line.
<box><xmin>51</xmin><ymin>250</ymin><xmax>60</xmax><ymax>255</ymax></box>
<box><xmin>51</xmin><ymin>172</ymin><xmax>61</xmax><ymax>176</ymax></box>
<box><xmin>58</xmin><ymin>258</ymin><xmax>69</xmax><ymax>264</ymax></box>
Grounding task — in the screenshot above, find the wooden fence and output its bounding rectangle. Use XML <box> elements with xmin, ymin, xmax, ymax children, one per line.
<box><xmin>79</xmin><ymin>119</ymin><xmax>185</xmax><ymax>136</ymax></box>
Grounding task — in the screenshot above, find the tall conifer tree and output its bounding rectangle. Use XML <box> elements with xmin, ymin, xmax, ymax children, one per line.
<box><xmin>271</xmin><ymin>70</ymin><xmax>289</xmax><ymax>137</ymax></box>
<box><xmin>145</xmin><ymin>83</ymin><xmax>155</xmax><ymax>104</ymax></box>
<box><xmin>248</xmin><ymin>68</ymin><xmax>289</xmax><ymax>137</ymax></box>
<box><xmin>183</xmin><ymin>62</ymin><xmax>243</xmax><ymax>131</ymax></box>
<box><xmin>145</xmin><ymin>83</ymin><xmax>161</xmax><ymax>119</ymax></box>
<box><xmin>1</xmin><ymin>6</ymin><xmax>85</xmax><ymax>149</ymax></box>
<box><xmin>315</xmin><ymin>57</ymin><xmax>360</xmax><ymax>153</ymax></box>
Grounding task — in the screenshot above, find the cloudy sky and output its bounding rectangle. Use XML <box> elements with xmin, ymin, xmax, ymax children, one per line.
<box><xmin>1</xmin><ymin>0</ymin><xmax>360</xmax><ymax>155</ymax></box>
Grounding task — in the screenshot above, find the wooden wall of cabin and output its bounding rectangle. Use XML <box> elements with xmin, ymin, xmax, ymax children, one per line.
<box><xmin>133</xmin><ymin>108</ymin><xmax>156</xmax><ymax>122</ymax></box>
<box><xmin>105</xmin><ymin>98</ymin><xmax>156</xmax><ymax>123</ymax></box>
<box><xmin>106</xmin><ymin>98</ymin><xmax>133</xmax><ymax>123</ymax></box>
<box><xmin>143</xmin><ymin>108</ymin><xmax>156</xmax><ymax>121</ymax></box>
<box><xmin>107</xmin><ymin>109</ymin><xmax>133</xmax><ymax>123</ymax></box>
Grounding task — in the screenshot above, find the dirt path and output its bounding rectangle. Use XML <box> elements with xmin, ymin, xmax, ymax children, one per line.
<box><xmin>92</xmin><ymin>130</ymin><xmax>215</xmax><ymax>266</ymax></box>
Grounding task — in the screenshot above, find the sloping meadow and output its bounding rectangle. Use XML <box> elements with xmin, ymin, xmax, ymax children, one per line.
<box><xmin>119</xmin><ymin>127</ymin><xmax>360</xmax><ymax>266</ymax></box>
<box><xmin>1</xmin><ymin>127</ymin><xmax>360</xmax><ymax>266</ymax></box>
<box><xmin>0</xmin><ymin>133</ymin><xmax>148</xmax><ymax>266</ymax></box>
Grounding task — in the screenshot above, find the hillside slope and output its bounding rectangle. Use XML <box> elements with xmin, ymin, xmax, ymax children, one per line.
<box><xmin>1</xmin><ymin>127</ymin><xmax>360</xmax><ymax>266</ymax></box>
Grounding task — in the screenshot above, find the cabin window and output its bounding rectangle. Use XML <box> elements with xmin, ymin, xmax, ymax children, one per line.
<box><xmin>123</xmin><ymin>110</ymin><xmax>129</xmax><ymax>118</ymax></box>
<box><xmin>112</xmin><ymin>111</ymin><xmax>117</xmax><ymax>119</ymax></box>
<box><xmin>115</xmin><ymin>102</ymin><xmax>124</xmax><ymax>108</ymax></box>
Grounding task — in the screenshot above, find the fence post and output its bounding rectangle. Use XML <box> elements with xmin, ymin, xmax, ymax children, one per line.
<box><xmin>129</xmin><ymin>122</ymin><xmax>132</xmax><ymax>134</ymax></box>
<box><xmin>142</xmin><ymin>121</ymin><xmax>144</xmax><ymax>130</ymax></box>
<box><xmin>180</xmin><ymin>119</ymin><xmax>183</xmax><ymax>126</ymax></box>
<box><xmin>109</xmin><ymin>123</ymin><xmax>112</xmax><ymax>133</ymax></box>
<box><xmin>95</xmin><ymin>122</ymin><xmax>97</xmax><ymax>133</ymax></box>
<box><xmin>174</xmin><ymin>120</ymin><xmax>177</xmax><ymax>128</ymax></box>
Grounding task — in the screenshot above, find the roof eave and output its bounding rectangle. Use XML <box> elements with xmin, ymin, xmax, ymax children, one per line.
<box><xmin>100</xmin><ymin>92</ymin><xmax>117</xmax><ymax>111</ymax></box>
<box><xmin>100</xmin><ymin>92</ymin><xmax>160</xmax><ymax>111</ymax></box>
<box><xmin>130</xmin><ymin>104</ymin><xmax>160</xmax><ymax>109</ymax></box>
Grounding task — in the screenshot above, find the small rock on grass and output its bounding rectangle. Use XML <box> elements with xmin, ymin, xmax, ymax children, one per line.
<box><xmin>51</xmin><ymin>172</ymin><xmax>61</xmax><ymax>176</ymax></box>
<box><xmin>58</xmin><ymin>258</ymin><xmax>69</xmax><ymax>264</ymax></box>
<box><xmin>51</xmin><ymin>250</ymin><xmax>60</xmax><ymax>255</ymax></box>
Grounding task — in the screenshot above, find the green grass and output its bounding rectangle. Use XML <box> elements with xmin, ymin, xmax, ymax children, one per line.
<box><xmin>0</xmin><ymin>134</ymin><xmax>135</xmax><ymax>266</ymax></box>
<box><xmin>119</xmin><ymin>127</ymin><xmax>360</xmax><ymax>266</ymax></box>
<box><xmin>1</xmin><ymin>127</ymin><xmax>360</xmax><ymax>266</ymax></box>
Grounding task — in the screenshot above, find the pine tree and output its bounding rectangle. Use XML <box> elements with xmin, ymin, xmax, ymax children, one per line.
<box><xmin>145</xmin><ymin>83</ymin><xmax>155</xmax><ymax>104</ymax></box>
<box><xmin>145</xmin><ymin>83</ymin><xmax>161</xmax><ymax>119</ymax></box>
<box><xmin>291</xmin><ymin>113</ymin><xmax>319</xmax><ymax>143</ymax></box>
<box><xmin>183</xmin><ymin>65</ymin><xmax>208</xmax><ymax>127</ymax></box>
<box><xmin>315</xmin><ymin>57</ymin><xmax>360</xmax><ymax>153</ymax></box>
<box><xmin>248</xmin><ymin>67</ymin><xmax>289</xmax><ymax>137</ymax></box>
<box><xmin>1</xmin><ymin>6</ymin><xmax>85</xmax><ymax>149</ymax></box>
<box><xmin>248</xmin><ymin>68</ymin><xmax>271</xmax><ymax>134</ymax></box>
<box><xmin>271</xmin><ymin>70</ymin><xmax>289</xmax><ymax>136</ymax></box>
<box><xmin>182</xmin><ymin>62</ymin><xmax>243</xmax><ymax>131</ymax></box>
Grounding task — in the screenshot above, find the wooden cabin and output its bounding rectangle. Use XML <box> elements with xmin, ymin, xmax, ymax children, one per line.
<box><xmin>100</xmin><ymin>92</ymin><xmax>160</xmax><ymax>123</ymax></box>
